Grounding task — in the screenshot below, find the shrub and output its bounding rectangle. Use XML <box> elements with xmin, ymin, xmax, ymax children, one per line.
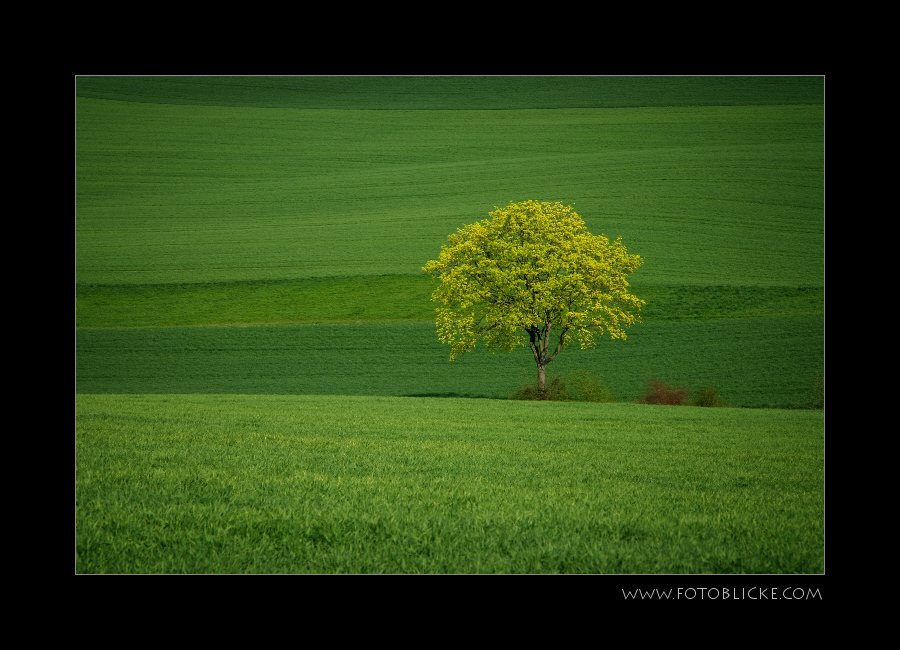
<box><xmin>637</xmin><ymin>379</ymin><xmax>688</xmax><ymax>406</ymax></box>
<box><xmin>691</xmin><ymin>385</ymin><xmax>729</xmax><ymax>407</ymax></box>
<box><xmin>509</xmin><ymin>374</ymin><xmax>574</xmax><ymax>401</ymax></box>
<box><xmin>566</xmin><ymin>369</ymin><xmax>615</xmax><ymax>403</ymax></box>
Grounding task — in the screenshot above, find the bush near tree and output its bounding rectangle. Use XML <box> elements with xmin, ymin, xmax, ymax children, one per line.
<box><xmin>691</xmin><ymin>385</ymin><xmax>729</xmax><ymax>408</ymax></box>
<box><xmin>638</xmin><ymin>379</ymin><xmax>689</xmax><ymax>406</ymax></box>
<box><xmin>509</xmin><ymin>369</ymin><xmax>615</xmax><ymax>402</ymax></box>
<box><xmin>637</xmin><ymin>379</ymin><xmax>730</xmax><ymax>407</ymax></box>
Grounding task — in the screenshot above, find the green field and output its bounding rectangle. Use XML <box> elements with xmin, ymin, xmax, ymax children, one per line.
<box><xmin>75</xmin><ymin>77</ymin><xmax>824</xmax><ymax>574</ymax></box>
<box><xmin>76</xmin><ymin>395</ymin><xmax>824</xmax><ymax>574</ymax></box>
<box><xmin>75</xmin><ymin>316</ymin><xmax>823</xmax><ymax>407</ymax></box>
<box><xmin>76</xmin><ymin>100</ymin><xmax>823</xmax><ymax>286</ymax></box>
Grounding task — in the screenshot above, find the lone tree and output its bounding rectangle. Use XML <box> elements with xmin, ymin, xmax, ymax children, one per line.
<box><xmin>423</xmin><ymin>200</ymin><xmax>645</xmax><ymax>393</ymax></box>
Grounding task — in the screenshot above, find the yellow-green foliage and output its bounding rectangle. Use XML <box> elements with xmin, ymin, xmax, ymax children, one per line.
<box><xmin>423</xmin><ymin>201</ymin><xmax>645</xmax><ymax>370</ymax></box>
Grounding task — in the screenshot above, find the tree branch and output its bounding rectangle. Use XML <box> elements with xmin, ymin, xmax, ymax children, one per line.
<box><xmin>528</xmin><ymin>327</ymin><xmax>541</xmax><ymax>364</ymax></box>
<box><xmin>546</xmin><ymin>327</ymin><xmax>569</xmax><ymax>364</ymax></box>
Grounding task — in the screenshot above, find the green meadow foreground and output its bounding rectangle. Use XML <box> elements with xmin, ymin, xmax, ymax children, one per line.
<box><xmin>76</xmin><ymin>394</ymin><xmax>823</xmax><ymax>574</ymax></box>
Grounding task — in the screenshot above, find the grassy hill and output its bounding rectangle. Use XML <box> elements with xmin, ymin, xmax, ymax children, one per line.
<box><xmin>76</xmin><ymin>76</ymin><xmax>823</xmax><ymax>406</ymax></box>
<box><xmin>76</xmin><ymin>99</ymin><xmax>823</xmax><ymax>287</ymax></box>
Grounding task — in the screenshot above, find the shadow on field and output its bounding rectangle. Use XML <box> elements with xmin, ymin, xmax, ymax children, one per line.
<box><xmin>404</xmin><ymin>392</ymin><xmax>502</xmax><ymax>399</ymax></box>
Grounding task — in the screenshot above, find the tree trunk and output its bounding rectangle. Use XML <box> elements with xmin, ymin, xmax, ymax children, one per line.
<box><xmin>529</xmin><ymin>324</ymin><xmax>566</xmax><ymax>395</ymax></box>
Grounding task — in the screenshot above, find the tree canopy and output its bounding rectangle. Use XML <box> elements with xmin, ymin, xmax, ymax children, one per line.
<box><xmin>423</xmin><ymin>200</ymin><xmax>645</xmax><ymax>391</ymax></box>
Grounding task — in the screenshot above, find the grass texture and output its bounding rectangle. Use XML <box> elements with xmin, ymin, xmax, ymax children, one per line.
<box><xmin>76</xmin><ymin>394</ymin><xmax>824</xmax><ymax>574</ymax></box>
<box><xmin>76</xmin><ymin>99</ymin><xmax>823</xmax><ymax>287</ymax></box>
<box><xmin>76</xmin><ymin>278</ymin><xmax>823</xmax><ymax>329</ymax></box>
<box><xmin>76</xmin><ymin>315</ymin><xmax>824</xmax><ymax>408</ymax></box>
<box><xmin>76</xmin><ymin>76</ymin><xmax>824</xmax><ymax>110</ymax></box>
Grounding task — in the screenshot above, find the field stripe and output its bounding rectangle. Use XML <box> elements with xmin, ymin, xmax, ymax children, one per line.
<box><xmin>75</xmin><ymin>278</ymin><xmax>823</xmax><ymax>329</ymax></box>
<box><xmin>76</xmin><ymin>316</ymin><xmax>824</xmax><ymax>408</ymax></box>
<box><xmin>75</xmin><ymin>76</ymin><xmax>825</xmax><ymax>110</ymax></box>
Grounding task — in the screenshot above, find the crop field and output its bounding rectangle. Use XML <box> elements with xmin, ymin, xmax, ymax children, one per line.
<box><xmin>76</xmin><ymin>100</ymin><xmax>823</xmax><ymax>287</ymax></box>
<box><xmin>76</xmin><ymin>395</ymin><xmax>823</xmax><ymax>574</ymax></box>
<box><xmin>75</xmin><ymin>316</ymin><xmax>823</xmax><ymax>407</ymax></box>
<box><xmin>75</xmin><ymin>77</ymin><xmax>824</xmax><ymax>574</ymax></box>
